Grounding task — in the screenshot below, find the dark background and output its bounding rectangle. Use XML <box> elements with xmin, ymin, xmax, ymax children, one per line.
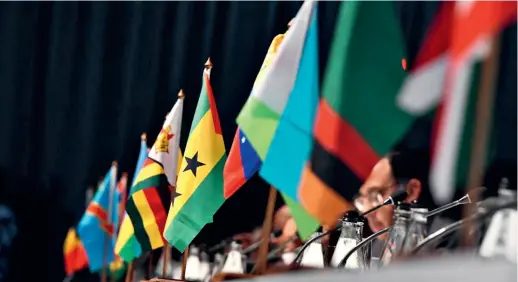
<box><xmin>0</xmin><ymin>2</ymin><xmax>515</xmax><ymax>281</ymax></box>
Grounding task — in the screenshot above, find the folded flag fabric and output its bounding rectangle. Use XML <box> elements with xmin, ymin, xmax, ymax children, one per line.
<box><xmin>77</xmin><ymin>163</ymin><xmax>119</xmax><ymax>272</ymax></box>
<box><xmin>115</xmin><ymin>135</ymin><xmax>148</xmax><ymax>262</ymax></box>
<box><xmin>63</xmin><ymin>228</ymin><xmax>89</xmax><ymax>275</ymax></box>
<box><xmin>223</xmin><ymin>33</ymin><xmax>285</xmax><ymax>199</ymax></box>
<box><xmin>163</xmin><ymin>62</ymin><xmax>227</xmax><ymax>252</ymax></box>
<box><xmin>430</xmin><ymin>1</ymin><xmax>517</xmax><ymax>203</ymax></box>
<box><xmin>259</xmin><ymin>1</ymin><xmax>320</xmax><ymax>239</ymax></box>
<box><xmin>298</xmin><ymin>1</ymin><xmax>412</xmax><ymax>227</ymax></box>
<box><xmin>235</xmin><ymin>0</ymin><xmax>319</xmax><ymax>239</ymax></box>
<box><xmin>125</xmin><ymin>94</ymin><xmax>184</xmax><ymax>254</ymax></box>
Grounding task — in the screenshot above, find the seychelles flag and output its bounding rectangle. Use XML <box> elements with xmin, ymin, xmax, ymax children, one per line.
<box><xmin>223</xmin><ymin>128</ymin><xmax>261</xmax><ymax>199</ymax></box>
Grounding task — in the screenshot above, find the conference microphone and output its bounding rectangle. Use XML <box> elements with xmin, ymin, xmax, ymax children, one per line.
<box><xmin>291</xmin><ymin>189</ymin><xmax>408</xmax><ymax>266</ymax></box>
<box><xmin>208</xmin><ymin>239</ymin><xmax>232</xmax><ymax>254</ymax></box>
<box><xmin>425</xmin><ymin>187</ymin><xmax>485</xmax><ymax>218</ymax></box>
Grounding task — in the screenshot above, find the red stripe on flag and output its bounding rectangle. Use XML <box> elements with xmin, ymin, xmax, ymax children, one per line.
<box><xmin>223</xmin><ymin>130</ymin><xmax>246</xmax><ymax>199</ymax></box>
<box><xmin>142</xmin><ymin>188</ymin><xmax>168</xmax><ymax>241</ymax></box>
<box><xmin>313</xmin><ymin>100</ymin><xmax>380</xmax><ymax>180</ymax></box>
<box><xmin>64</xmin><ymin>244</ymin><xmax>89</xmax><ymax>275</ymax></box>
<box><xmin>450</xmin><ymin>2</ymin><xmax>516</xmax><ymax>60</ymax></box>
<box><xmin>412</xmin><ymin>2</ymin><xmax>454</xmax><ymax>70</ymax></box>
<box><xmin>86</xmin><ymin>203</ymin><xmax>108</xmax><ymax>223</ymax></box>
<box><xmin>204</xmin><ymin>74</ymin><xmax>223</xmax><ymax>135</ymax></box>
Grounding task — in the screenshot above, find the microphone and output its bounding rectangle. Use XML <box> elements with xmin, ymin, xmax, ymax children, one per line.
<box><xmin>291</xmin><ymin>189</ymin><xmax>408</xmax><ymax>266</ymax></box>
<box><xmin>425</xmin><ymin>187</ymin><xmax>485</xmax><ymax>218</ymax></box>
<box><xmin>411</xmin><ymin>196</ymin><xmax>517</xmax><ymax>255</ymax></box>
<box><xmin>208</xmin><ymin>239</ymin><xmax>232</xmax><ymax>254</ymax></box>
<box><xmin>361</xmin><ymin>189</ymin><xmax>408</xmax><ymax>217</ymax></box>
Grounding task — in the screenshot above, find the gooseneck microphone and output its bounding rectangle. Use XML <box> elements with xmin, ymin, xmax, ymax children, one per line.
<box><xmin>337</xmin><ymin>227</ymin><xmax>391</xmax><ymax>268</ymax></box>
<box><xmin>425</xmin><ymin>187</ymin><xmax>485</xmax><ymax>218</ymax></box>
<box><xmin>291</xmin><ymin>190</ymin><xmax>408</xmax><ymax>266</ymax></box>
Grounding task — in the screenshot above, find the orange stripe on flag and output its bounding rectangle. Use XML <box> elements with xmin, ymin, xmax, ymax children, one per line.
<box><xmin>298</xmin><ymin>165</ymin><xmax>353</xmax><ymax>228</ymax></box>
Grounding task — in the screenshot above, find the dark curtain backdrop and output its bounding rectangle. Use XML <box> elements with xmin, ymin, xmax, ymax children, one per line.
<box><xmin>0</xmin><ymin>2</ymin><xmax>514</xmax><ymax>281</ymax></box>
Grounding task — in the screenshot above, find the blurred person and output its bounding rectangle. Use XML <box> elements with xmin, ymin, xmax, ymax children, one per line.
<box><xmin>354</xmin><ymin>149</ymin><xmax>451</xmax><ymax>256</ymax></box>
<box><xmin>233</xmin><ymin>205</ymin><xmax>300</xmax><ymax>253</ymax></box>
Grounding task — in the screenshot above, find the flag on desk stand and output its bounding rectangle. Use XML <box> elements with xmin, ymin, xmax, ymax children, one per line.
<box><xmin>107</xmin><ymin>173</ymin><xmax>129</xmax><ymax>280</ymax></box>
<box><xmin>77</xmin><ymin>162</ymin><xmax>119</xmax><ymax>271</ymax></box>
<box><xmin>235</xmin><ymin>0</ymin><xmax>319</xmax><ymax>239</ymax></box>
<box><xmin>298</xmin><ymin>1</ymin><xmax>416</xmax><ymax>227</ymax></box>
<box><xmin>223</xmin><ymin>33</ymin><xmax>284</xmax><ymax>199</ymax></box>
<box><xmin>115</xmin><ymin>134</ymin><xmax>148</xmax><ymax>262</ymax></box>
<box><xmin>258</xmin><ymin>0</ymin><xmax>320</xmax><ymax>239</ymax></box>
<box><xmin>63</xmin><ymin>228</ymin><xmax>89</xmax><ymax>276</ymax></box>
<box><xmin>163</xmin><ymin>59</ymin><xmax>227</xmax><ymax>252</ymax></box>
<box><xmin>429</xmin><ymin>1</ymin><xmax>516</xmax><ymax>204</ymax></box>
<box><xmin>125</xmin><ymin>92</ymin><xmax>184</xmax><ymax>254</ymax></box>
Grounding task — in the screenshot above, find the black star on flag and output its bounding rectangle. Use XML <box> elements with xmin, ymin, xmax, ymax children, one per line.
<box><xmin>171</xmin><ymin>188</ymin><xmax>181</xmax><ymax>207</ymax></box>
<box><xmin>183</xmin><ymin>151</ymin><xmax>206</xmax><ymax>176</ymax></box>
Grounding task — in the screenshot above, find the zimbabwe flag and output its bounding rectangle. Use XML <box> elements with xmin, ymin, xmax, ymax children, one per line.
<box><xmin>163</xmin><ymin>59</ymin><xmax>227</xmax><ymax>252</ymax></box>
<box><xmin>126</xmin><ymin>94</ymin><xmax>184</xmax><ymax>253</ymax></box>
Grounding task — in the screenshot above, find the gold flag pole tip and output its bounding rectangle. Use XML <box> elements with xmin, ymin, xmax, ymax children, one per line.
<box><xmin>178</xmin><ymin>89</ymin><xmax>185</xmax><ymax>99</ymax></box>
<box><xmin>141</xmin><ymin>132</ymin><xmax>147</xmax><ymax>141</ymax></box>
<box><xmin>205</xmin><ymin>57</ymin><xmax>213</xmax><ymax>69</ymax></box>
<box><xmin>122</xmin><ymin>172</ymin><xmax>128</xmax><ymax>177</ymax></box>
<box><xmin>112</xmin><ymin>160</ymin><xmax>118</xmax><ymax>166</ymax></box>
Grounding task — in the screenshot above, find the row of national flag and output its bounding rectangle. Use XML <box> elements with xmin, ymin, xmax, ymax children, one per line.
<box><xmin>63</xmin><ymin>0</ymin><xmax>517</xmax><ymax>277</ymax></box>
<box><xmin>64</xmin><ymin>59</ymin><xmax>229</xmax><ymax>277</ymax></box>
<box><xmin>233</xmin><ymin>0</ymin><xmax>516</xmax><ymax>229</ymax></box>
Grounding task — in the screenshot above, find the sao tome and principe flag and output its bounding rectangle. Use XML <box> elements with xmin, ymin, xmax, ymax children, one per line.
<box><xmin>298</xmin><ymin>1</ymin><xmax>416</xmax><ymax>227</ymax></box>
<box><xmin>125</xmin><ymin>93</ymin><xmax>184</xmax><ymax>254</ymax></box>
<box><xmin>77</xmin><ymin>163</ymin><xmax>119</xmax><ymax>272</ymax></box>
<box><xmin>163</xmin><ymin>60</ymin><xmax>227</xmax><ymax>252</ymax></box>
<box><xmin>235</xmin><ymin>0</ymin><xmax>319</xmax><ymax>240</ymax></box>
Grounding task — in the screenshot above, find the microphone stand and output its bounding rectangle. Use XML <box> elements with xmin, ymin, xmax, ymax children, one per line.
<box><xmin>291</xmin><ymin>190</ymin><xmax>409</xmax><ymax>267</ymax></box>
<box><xmin>411</xmin><ymin>198</ymin><xmax>517</xmax><ymax>255</ymax></box>
<box><xmin>337</xmin><ymin>227</ymin><xmax>390</xmax><ymax>268</ymax></box>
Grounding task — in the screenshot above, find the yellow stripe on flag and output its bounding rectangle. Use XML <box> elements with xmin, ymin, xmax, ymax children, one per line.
<box><xmin>132</xmin><ymin>190</ymin><xmax>163</xmax><ymax>249</ymax></box>
<box><xmin>133</xmin><ymin>161</ymin><xmax>163</xmax><ymax>184</ymax></box>
<box><xmin>165</xmin><ymin>111</ymin><xmax>225</xmax><ymax>228</ymax></box>
<box><xmin>114</xmin><ymin>216</ymin><xmax>135</xmax><ymax>253</ymax></box>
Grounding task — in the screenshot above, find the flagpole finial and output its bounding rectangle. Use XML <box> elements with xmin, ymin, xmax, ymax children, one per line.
<box><xmin>178</xmin><ymin>89</ymin><xmax>185</xmax><ymax>99</ymax></box>
<box><xmin>112</xmin><ymin>160</ymin><xmax>118</xmax><ymax>167</ymax></box>
<box><xmin>122</xmin><ymin>172</ymin><xmax>128</xmax><ymax>177</ymax></box>
<box><xmin>141</xmin><ymin>132</ymin><xmax>147</xmax><ymax>141</ymax></box>
<box><xmin>205</xmin><ymin>57</ymin><xmax>213</xmax><ymax>69</ymax></box>
<box><xmin>288</xmin><ymin>18</ymin><xmax>295</xmax><ymax>27</ymax></box>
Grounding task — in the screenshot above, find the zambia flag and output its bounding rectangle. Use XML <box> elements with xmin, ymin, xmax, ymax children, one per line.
<box><xmin>163</xmin><ymin>60</ymin><xmax>227</xmax><ymax>252</ymax></box>
<box><xmin>126</xmin><ymin>94</ymin><xmax>184</xmax><ymax>253</ymax></box>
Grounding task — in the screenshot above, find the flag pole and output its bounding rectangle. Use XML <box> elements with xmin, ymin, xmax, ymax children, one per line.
<box><xmin>252</xmin><ymin>186</ymin><xmax>277</xmax><ymax>274</ymax></box>
<box><xmin>161</xmin><ymin>245</ymin><xmax>170</xmax><ymax>277</ymax></box>
<box><xmin>180</xmin><ymin>246</ymin><xmax>189</xmax><ymax>280</ymax></box>
<box><xmin>124</xmin><ymin>261</ymin><xmax>134</xmax><ymax>282</ymax></box>
<box><xmin>147</xmin><ymin>251</ymin><xmax>154</xmax><ymax>279</ymax></box>
<box><xmin>102</xmin><ymin>161</ymin><xmax>118</xmax><ymax>282</ymax></box>
<box><xmin>159</xmin><ymin>90</ymin><xmax>185</xmax><ymax>279</ymax></box>
<box><xmin>461</xmin><ymin>35</ymin><xmax>501</xmax><ymax>246</ymax></box>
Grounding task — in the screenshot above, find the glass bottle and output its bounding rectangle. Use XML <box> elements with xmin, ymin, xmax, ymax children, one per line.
<box><xmin>402</xmin><ymin>207</ymin><xmax>428</xmax><ymax>254</ymax></box>
<box><xmin>379</xmin><ymin>203</ymin><xmax>412</xmax><ymax>266</ymax></box>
